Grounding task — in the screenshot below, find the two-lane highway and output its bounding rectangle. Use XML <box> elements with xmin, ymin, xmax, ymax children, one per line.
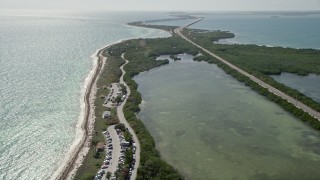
<box><xmin>174</xmin><ymin>19</ymin><xmax>320</xmax><ymax>120</ymax></box>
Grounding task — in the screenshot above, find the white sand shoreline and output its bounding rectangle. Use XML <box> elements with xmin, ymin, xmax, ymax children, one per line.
<box><xmin>51</xmin><ymin>26</ymin><xmax>170</xmax><ymax>180</ymax></box>
<box><xmin>51</xmin><ymin>44</ymin><xmax>110</xmax><ymax>180</ymax></box>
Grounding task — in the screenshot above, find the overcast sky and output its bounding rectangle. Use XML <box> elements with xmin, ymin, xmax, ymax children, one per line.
<box><xmin>1</xmin><ymin>0</ymin><xmax>320</xmax><ymax>11</ymax></box>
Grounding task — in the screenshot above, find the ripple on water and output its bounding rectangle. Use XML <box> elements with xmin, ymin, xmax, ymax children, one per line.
<box><xmin>0</xmin><ymin>13</ymin><xmax>170</xmax><ymax>179</ymax></box>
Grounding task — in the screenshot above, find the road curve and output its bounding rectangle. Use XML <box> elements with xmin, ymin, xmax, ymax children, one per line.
<box><xmin>174</xmin><ymin>19</ymin><xmax>320</xmax><ymax>121</ymax></box>
<box><xmin>116</xmin><ymin>53</ymin><xmax>141</xmax><ymax>180</ymax></box>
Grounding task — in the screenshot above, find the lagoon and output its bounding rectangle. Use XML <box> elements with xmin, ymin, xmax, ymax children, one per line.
<box><xmin>271</xmin><ymin>73</ymin><xmax>320</xmax><ymax>103</ymax></box>
<box><xmin>134</xmin><ymin>54</ymin><xmax>320</xmax><ymax>179</ymax></box>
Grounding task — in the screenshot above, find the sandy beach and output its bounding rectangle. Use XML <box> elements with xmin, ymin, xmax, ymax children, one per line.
<box><xmin>51</xmin><ymin>26</ymin><xmax>170</xmax><ymax>179</ymax></box>
<box><xmin>52</xmin><ymin>46</ymin><xmax>109</xmax><ymax>180</ymax></box>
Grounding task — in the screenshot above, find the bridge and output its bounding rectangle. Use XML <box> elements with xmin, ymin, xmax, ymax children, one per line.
<box><xmin>144</xmin><ymin>17</ymin><xmax>197</xmax><ymax>24</ymax></box>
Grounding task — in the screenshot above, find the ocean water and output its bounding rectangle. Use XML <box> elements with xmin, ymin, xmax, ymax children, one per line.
<box><xmin>0</xmin><ymin>11</ymin><xmax>170</xmax><ymax>179</ymax></box>
<box><xmin>135</xmin><ymin>54</ymin><xmax>320</xmax><ymax>179</ymax></box>
<box><xmin>1</xmin><ymin>10</ymin><xmax>320</xmax><ymax>180</ymax></box>
<box><xmin>190</xmin><ymin>12</ymin><xmax>320</xmax><ymax>49</ymax></box>
<box><xmin>188</xmin><ymin>12</ymin><xmax>320</xmax><ymax>106</ymax></box>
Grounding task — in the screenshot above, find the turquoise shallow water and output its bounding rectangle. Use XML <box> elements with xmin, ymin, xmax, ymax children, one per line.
<box><xmin>0</xmin><ymin>11</ymin><xmax>170</xmax><ymax>179</ymax></box>
<box><xmin>190</xmin><ymin>13</ymin><xmax>320</xmax><ymax>49</ymax></box>
<box><xmin>135</xmin><ymin>54</ymin><xmax>320</xmax><ymax>179</ymax></box>
<box><xmin>189</xmin><ymin>12</ymin><xmax>320</xmax><ymax>110</ymax></box>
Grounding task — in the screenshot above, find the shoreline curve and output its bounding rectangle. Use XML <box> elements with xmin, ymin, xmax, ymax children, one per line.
<box><xmin>52</xmin><ymin>45</ymin><xmax>109</xmax><ymax>180</ymax></box>
<box><xmin>52</xmin><ymin>26</ymin><xmax>171</xmax><ymax>180</ymax></box>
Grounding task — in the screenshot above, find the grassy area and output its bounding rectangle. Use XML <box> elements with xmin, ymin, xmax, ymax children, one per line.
<box><xmin>74</xmin><ymin>55</ymin><xmax>123</xmax><ymax>180</ymax></box>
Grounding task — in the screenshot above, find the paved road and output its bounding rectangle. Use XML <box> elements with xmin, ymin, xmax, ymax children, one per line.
<box><xmin>174</xmin><ymin>19</ymin><xmax>320</xmax><ymax>121</ymax></box>
<box><xmin>107</xmin><ymin>125</ymin><xmax>121</xmax><ymax>173</ymax></box>
<box><xmin>101</xmin><ymin>125</ymin><xmax>121</xmax><ymax>180</ymax></box>
<box><xmin>115</xmin><ymin>53</ymin><xmax>141</xmax><ymax>180</ymax></box>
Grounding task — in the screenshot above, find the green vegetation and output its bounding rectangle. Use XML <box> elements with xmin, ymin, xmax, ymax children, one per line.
<box><xmin>183</xmin><ymin>29</ymin><xmax>235</xmax><ymax>42</ymax></box>
<box><xmin>75</xmin><ymin>37</ymin><xmax>195</xmax><ymax>179</ymax></box>
<box><xmin>170</xmin><ymin>54</ymin><xmax>181</xmax><ymax>61</ymax></box>
<box><xmin>105</xmin><ymin>37</ymin><xmax>200</xmax><ymax>180</ymax></box>
<box><xmin>76</xmin><ymin>20</ymin><xmax>320</xmax><ymax>179</ymax></box>
<box><xmin>195</xmin><ymin>53</ymin><xmax>320</xmax><ymax>130</ymax></box>
<box><xmin>183</xmin><ymin>29</ymin><xmax>320</xmax><ymax>113</ymax></box>
<box><xmin>74</xmin><ymin>55</ymin><xmax>122</xmax><ymax>180</ymax></box>
<box><xmin>114</xmin><ymin>124</ymin><xmax>134</xmax><ymax>179</ymax></box>
<box><xmin>128</xmin><ymin>21</ymin><xmax>178</xmax><ymax>32</ymax></box>
<box><xmin>182</xmin><ymin>28</ymin><xmax>320</xmax><ymax>129</ymax></box>
<box><xmin>115</xmin><ymin>123</ymin><xmax>126</xmax><ymax>132</ymax></box>
<box><xmin>122</xmin><ymin>39</ymin><xmax>198</xmax><ymax>180</ymax></box>
<box><xmin>122</xmin><ymin>22</ymin><xmax>320</xmax><ymax>133</ymax></box>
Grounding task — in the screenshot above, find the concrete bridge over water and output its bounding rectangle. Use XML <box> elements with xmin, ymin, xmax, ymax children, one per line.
<box><xmin>144</xmin><ymin>17</ymin><xmax>197</xmax><ymax>24</ymax></box>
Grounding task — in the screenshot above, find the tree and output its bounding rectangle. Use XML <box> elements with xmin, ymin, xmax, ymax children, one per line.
<box><xmin>106</xmin><ymin>172</ymin><xmax>111</xmax><ymax>180</ymax></box>
<box><xmin>115</xmin><ymin>96</ymin><xmax>122</xmax><ymax>103</ymax></box>
<box><xmin>94</xmin><ymin>151</ymin><xmax>100</xmax><ymax>159</ymax></box>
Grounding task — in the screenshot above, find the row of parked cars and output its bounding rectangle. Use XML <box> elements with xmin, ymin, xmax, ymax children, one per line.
<box><xmin>117</xmin><ymin>131</ymin><xmax>126</xmax><ymax>168</ymax></box>
<box><xmin>94</xmin><ymin>130</ymin><xmax>115</xmax><ymax>180</ymax></box>
<box><xmin>95</xmin><ymin>124</ymin><xmax>136</xmax><ymax>180</ymax></box>
<box><xmin>115</xmin><ymin>127</ymin><xmax>138</xmax><ymax>178</ymax></box>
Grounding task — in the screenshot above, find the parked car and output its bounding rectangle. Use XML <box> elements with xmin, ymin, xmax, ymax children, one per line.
<box><xmin>101</xmin><ymin>165</ymin><xmax>108</xmax><ymax>169</ymax></box>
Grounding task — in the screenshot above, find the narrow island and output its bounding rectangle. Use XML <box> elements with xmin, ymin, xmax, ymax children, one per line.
<box><xmin>61</xmin><ymin>16</ymin><xmax>320</xmax><ymax>180</ymax></box>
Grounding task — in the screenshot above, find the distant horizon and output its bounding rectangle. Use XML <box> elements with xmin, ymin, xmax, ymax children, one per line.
<box><xmin>1</xmin><ymin>0</ymin><xmax>320</xmax><ymax>12</ymax></box>
<box><xmin>2</xmin><ymin>9</ymin><xmax>320</xmax><ymax>18</ymax></box>
<box><xmin>1</xmin><ymin>9</ymin><xmax>320</xmax><ymax>13</ymax></box>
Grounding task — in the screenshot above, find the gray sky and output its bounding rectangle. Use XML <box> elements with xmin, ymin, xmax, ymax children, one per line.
<box><xmin>1</xmin><ymin>0</ymin><xmax>320</xmax><ymax>11</ymax></box>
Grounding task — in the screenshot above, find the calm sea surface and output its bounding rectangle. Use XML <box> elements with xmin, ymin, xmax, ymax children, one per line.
<box><xmin>190</xmin><ymin>12</ymin><xmax>320</xmax><ymax>49</ymax></box>
<box><xmin>0</xmin><ymin>11</ymin><xmax>170</xmax><ymax>179</ymax></box>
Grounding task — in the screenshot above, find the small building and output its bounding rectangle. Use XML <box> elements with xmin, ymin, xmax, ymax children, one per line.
<box><xmin>102</xmin><ymin>111</ymin><xmax>111</xmax><ymax>119</ymax></box>
<box><xmin>96</xmin><ymin>142</ymin><xmax>105</xmax><ymax>152</ymax></box>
